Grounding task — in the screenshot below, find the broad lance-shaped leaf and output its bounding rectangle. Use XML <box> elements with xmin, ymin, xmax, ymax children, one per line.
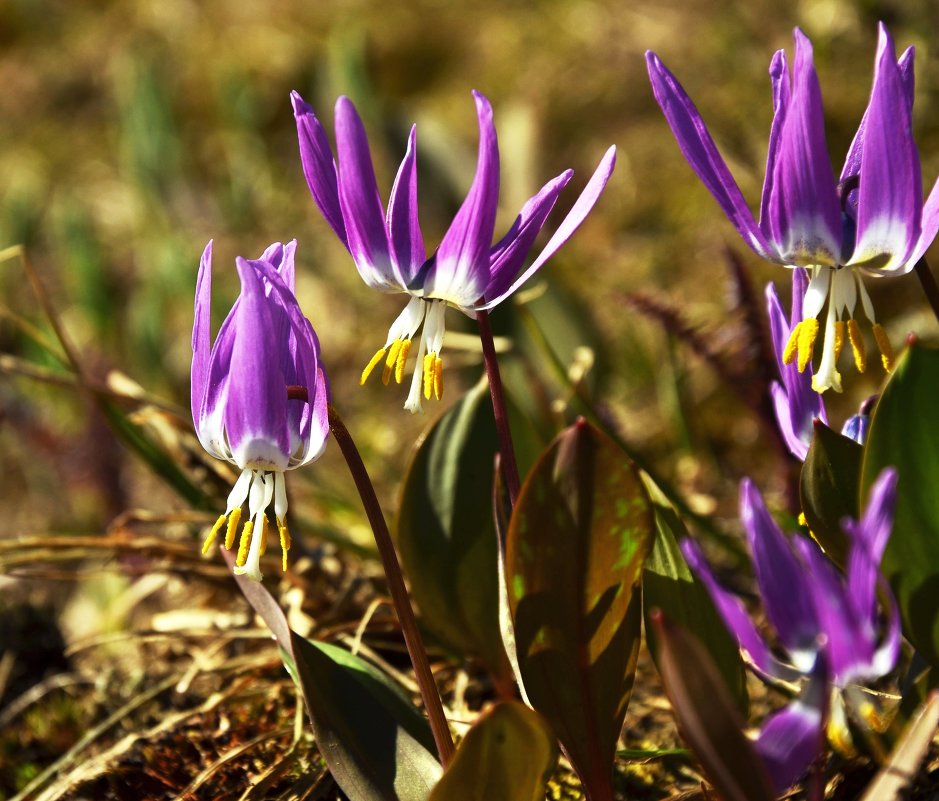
<box><xmin>800</xmin><ymin>420</ymin><xmax>860</xmax><ymax>567</ymax></box>
<box><xmin>398</xmin><ymin>379</ymin><xmax>539</xmax><ymax>683</ymax></box>
<box><xmin>428</xmin><ymin>701</ymin><xmax>556</xmax><ymax>801</ymax></box>
<box><xmin>223</xmin><ymin>550</ymin><xmax>442</xmax><ymax>801</ymax></box>
<box><xmin>640</xmin><ymin>477</ymin><xmax>747</xmax><ymax>714</ymax></box>
<box><xmin>650</xmin><ymin>611</ymin><xmax>775</xmax><ymax>801</ymax></box>
<box><xmin>506</xmin><ymin>419</ymin><xmax>653</xmax><ymax>801</ymax></box>
<box><xmin>861</xmin><ymin>340</ymin><xmax>939</xmax><ymax>667</ymax></box>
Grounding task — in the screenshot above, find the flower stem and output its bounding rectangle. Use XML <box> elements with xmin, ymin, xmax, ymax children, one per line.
<box><xmin>914</xmin><ymin>258</ymin><xmax>939</xmax><ymax>326</ymax></box>
<box><xmin>476</xmin><ymin>309</ymin><xmax>521</xmax><ymax>508</ymax></box>
<box><xmin>327</xmin><ymin>405</ymin><xmax>455</xmax><ymax>767</ymax></box>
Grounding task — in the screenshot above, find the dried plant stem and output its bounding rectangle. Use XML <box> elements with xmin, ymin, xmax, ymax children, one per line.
<box><xmin>327</xmin><ymin>405</ymin><xmax>455</xmax><ymax>766</ymax></box>
<box><xmin>914</xmin><ymin>258</ymin><xmax>939</xmax><ymax>326</ymax></box>
<box><xmin>476</xmin><ymin>309</ymin><xmax>521</xmax><ymax>507</ymax></box>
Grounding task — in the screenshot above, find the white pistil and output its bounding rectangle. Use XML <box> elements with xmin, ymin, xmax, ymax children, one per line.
<box><xmin>235</xmin><ymin>470</ymin><xmax>274</xmax><ymax>582</ymax></box>
<box><xmin>812</xmin><ymin>285</ymin><xmax>843</xmax><ymax>394</ymax></box>
<box><xmin>404</xmin><ymin>322</ymin><xmax>429</xmax><ymax>413</ymax></box>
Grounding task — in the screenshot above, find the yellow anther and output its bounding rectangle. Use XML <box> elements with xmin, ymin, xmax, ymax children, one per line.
<box><xmin>236</xmin><ymin>520</ymin><xmax>254</xmax><ymax>568</ymax></box>
<box><xmin>783</xmin><ymin>322</ymin><xmax>801</xmax><ymax>366</ymax></box>
<box><xmin>224</xmin><ymin>507</ymin><xmax>242</xmax><ymax>550</ymax></box>
<box><xmin>361</xmin><ymin>347</ymin><xmax>387</xmax><ymax>385</ymax></box>
<box><xmin>797</xmin><ymin>318</ymin><xmax>819</xmax><ymax>373</ymax></box>
<box><xmin>395</xmin><ymin>339</ymin><xmax>411</xmax><ymax>384</ymax></box>
<box><xmin>433</xmin><ymin>357</ymin><xmax>443</xmax><ymax>400</ymax></box>
<box><xmin>202</xmin><ymin>514</ymin><xmax>228</xmax><ymax>555</ymax></box>
<box><xmin>798</xmin><ymin>512</ymin><xmax>808</xmax><ymax>527</ymax></box>
<box><xmin>872</xmin><ymin>324</ymin><xmax>895</xmax><ymax>372</ymax></box>
<box><xmin>833</xmin><ymin>320</ymin><xmax>845</xmax><ymax>362</ymax></box>
<box><xmin>279</xmin><ymin>521</ymin><xmax>291</xmax><ymax>573</ymax></box>
<box><xmin>827</xmin><ymin>718</ymin><xmax>856</xmax><ymax>758</ymax></box>
<box><xmin>847</xmin><ymin>319</ymin><xmax>866</xmax><ymax>373</ymax></box>
<box><xmin>423</xmin><ymin>353</ymin><xmax>435</xmax><ymax>400</ymax></box>
<box><xmin>259</xmin><ymin>514</ymin><xmax>269</xmax><ymax>556</ymax></box>
<box><xmin>382</xmin><ymin>339</ymin><xmax>403</xmax><ymax>385</ymax></box>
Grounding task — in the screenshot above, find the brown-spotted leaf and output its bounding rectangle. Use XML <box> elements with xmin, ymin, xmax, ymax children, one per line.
<box><xmin>428</xmin><ymin>701</ymin><xmax>556</xmax><ymax>801</ymax></box>
<box><xmin>506</xmin><ymin>419</ymin><xmax>653</xmax><ymax>801</ymax></box>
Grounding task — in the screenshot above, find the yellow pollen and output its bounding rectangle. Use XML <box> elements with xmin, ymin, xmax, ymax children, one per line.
<box><xmin>798</xmin><ymin>512</ymin><xmax>808</xmax><ymax>527</ymax></box>
<box><xmin>382</xmin><ymin>339</ymin><xmax>403</xmax><ymax>385</ymax></box>
<box><xmin>783</xmin><ymin>322</ymin><xmax>801</xmax><ymax>366</ymax></box>
<box><xmin>202</xmin><ymin>514</ymin><xmax>228</xmax><ymax>555</ymax></box>
<box><xmin>827</xmin><ymin>718</ymin><xmax>856</xmax><ymax>758</ymax></box>
<box><xmin>259</xmin><ymin>514</ymin><xmax>269</xmax><ymax>556</ymax></box>
<box><xmin>279</xmin><ymin>521</ymin><xmax>291</xmax><ymax>573</ymax></box>
<box><xmin>433</xmin><ymin>357</ymin><xmax>443</xmax><ymax>400</ymax></box>
<box><xmin>833</xmin><ymin>320</ymin><xmax>845</xmax><ymax>363</ymax></box>
<box><xmin>236</xmin><ymin>520</ymin><xmax>254</xmax><ymax>568</ymax></box>
<box><xmin>423</xmin><ymin>353</ymin><xmax>435</xmax><ymax>400</ymax></box>
<box><xmin>847</xmin><ymin>319</ymin><xmax>866</xmax><ymax>373</ymax></box>
<box><xmin>797</xmin><ymin>318</ymin><xmax>819</xmax><ymax>373</ymax></box>
<box><xmin>224</xmin><ymin>507</ymin><xmax>242</xmax><ymax>550</ymax></box>
<box><xmin>872</xmin><ymin>324</ymin><xmax>895</xmax><ymax>372</ymax></box>
<box><xmin>395</xmin><ymin>339</ymin><xmax>411</xmax><ymax>384</ymax></box>
<box><xmin>360</xmin><ymin>347</ymin><xmax>387</xmax><ymax>385</ymax></box>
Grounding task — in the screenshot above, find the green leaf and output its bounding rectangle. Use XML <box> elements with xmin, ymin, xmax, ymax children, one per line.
<box><xmin>861</xmin><ymin>341</ymin><xmax>939</xmax><ymax>668</ymax></box>
<box><xmin>398</xmin><ymin>380</ymin><xmax>538</xmax><ymax>679</ymax></box>
<box><xmin>428</xmin><ymin>702</ymin><xmax>556</xmax><ymax>801</ymax></box>
<box><xmin>650</xmin><ymin>611</ymin><xmax>775</xmax><ymax>801</ymax></box>
<box><xmin>506</xmin><ymin>419</ymin><xmax>654</xmax><ymax>801</ymax></box>
<box><xmin>800</xmin><ymin>420</ymin><xmax>861</xmax><ymax>566</ymax></box>
<box><xmin>224</xmin><ymin>551</ymin><xmax>442</xmax><ymax>801</ymax></box>
<box><xmin>640</xmin><ymin>478</ymin><xmax>747</xmax><ymax>714</ymax></box>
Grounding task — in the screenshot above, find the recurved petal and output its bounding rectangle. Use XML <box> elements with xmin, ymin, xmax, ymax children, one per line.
<box><xmin>770</xmin><ymin>381</ymin><xmax>810</xmax><ymax>461</ymax></box>
<box><xmin>765</xmin><ymin>280</ymin><xmax>790</xmax><ymax>375</ymax></box>
<box><xmin>754</xmin><ymin>663</ymin><xmax>826</xmax><ymax>795</ymax></box>
<box><xmin>291</xmin><ymin>91</ymin><xmax>348</xmax><ymax>249</ymax></box>
<box><xmin>386</xmin><ymin>125</ymin><xmax>426</xmax><ymax>287</ymax></box>
<box><xmin>425</xmin><ymin>90</ymin><xmax>499</xmax><ymax>307</ymax></box>
<box><xmin>741</xmin><ymin>479</ymin><xmax>820</xmax><ymax>662</ymax></box>
<box><xmin>482</xmin><ymin>168</ymin><xmax>573</xmax><ymax>303</ymax></box>
<box><xmin>907</xmin><ymin>172</ymin><xmax>939</xmax><ymax>266</ymax></box>
<box><xmin>224</xmin><ymin>258</ymin><xmax>291</xmax><ymax>472</ymax></box>
<box><xmin>192</xmin><ymin>240</ymin><xmax>213</xmax><ymax>426</ymax></box>
<box><xmin>645</xmin><ymin>51</ymin><xmax>775</xmax><ymax>261</ymax></box>
<box><xmin>335</xmin><ymin>96</ymin><xmax>398</xmax><ymax>291</ymax></box>
<box><xmin>759</xmin><ymin>50</ymin><xmax>791</xmax><ymax>236</ymax></box>
<box><xmin>681</xmin><ymin>538</ymin><xmax>800</xmax><ymax>682</ymax></box>
<box><xmin>476</xmin><ymin>145</ymin><xmax>615</xmax><ymax>311</ymax></box>
<box><xmin>765</xmin><ymin>30</ymin><xmax>842</xmax><ymax>266</ymax></box>
<box><xmin>850</xmin><ymin>25</ymin><xmax>923</xmax><ymax>274</ymax></box>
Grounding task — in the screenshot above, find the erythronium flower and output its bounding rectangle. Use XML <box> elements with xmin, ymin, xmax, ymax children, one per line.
<box><xmin>191</xmin><ymin>240</ymin><xmax>329</xmax><ymax>581</ymax></box>
<box><xmin>647</xmin><ymin>24</ymin><xmax>939</xmax><ymax>394</ymax></box>
<box><xmin>292</xmin><ymin>89</ymin><xmax>616</xmax><ymax>413</ymax></box>
<box><xmin>681</xmin><ymin>469</ymin><xmax>900</xmax><ymax>793</ymax></box>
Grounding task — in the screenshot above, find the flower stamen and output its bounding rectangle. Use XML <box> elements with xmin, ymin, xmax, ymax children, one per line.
<box><xmin>361</xmin><ymin>347</ymin><xmax>387</xmax><ymax>385</ymax></box>
<box><xmin>382</xmin><ymin>339</ymin><xmax>404</xmax><ymax>385</ymax></box>
<box><xmin>872</xmin><ymin>324</ymin><xmax>895</xmax><ymax>371</ymax></box>
<box><xmin>224</xmin><ymin>507</ymin><xmax>242</xmax><ymax>550</ymax></box>
<box><xmin>395</xmin><ymin>339</ymin><xmax>411</xmax><ymax>384</ymax></box>
<box><xmin>433</xmin><ymin>356</ymin><xmax>443</xmax><ymax>400</ymax></box>
<box><xmin>833</xmin><ymin>320</ymin><xmax>845</xmax><ymax>363</ymax></box>
<box><xmin>797</xmin><ymin>318</ymin><xmax>820</xmax><ymax>373</ymax></box>
<box><xmin>847</xmin><ymin>320</ymin><xmax>866</xmax><ymax>372</ymax></box>
<box><xmin>236</xmin><ymin>520</ymin><xmax>254</xmax><ymax>568</ymax></box>
<box><xmin>202</xmin><ymin>514</ymin><xmax>228</xmax><ymax>555</ymax></box>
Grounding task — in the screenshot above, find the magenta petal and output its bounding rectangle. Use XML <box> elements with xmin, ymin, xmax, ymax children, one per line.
<box><xmin>386</xmin><ymin>125</ymin><xmax>426</xmax><ymax>287</ymax></box>
<box><xmin>681</xmin><ymin>538</ymin><xmax>799</xmax><ymax>681</ymax></box>
<box><xmin>483</xmin><ymin>169</ymin><xmax>573</xmax><ymax>302</ymax></box>
<box><xmin>291</xmin><ymin>91</ymin><xmax>348</xmax><ymax>249</ymax></box>
<box><xmin>335</xmin><ymin>96</ymin><xmax>398</xmax><ymax>291</ymax></box>
<box><xmin>645</xmin><ymin>51</ymin><xmax>775</xmax><ymax>261</ymax></box>
<box><xmin>741</xmin><ymin>479</ymin><xmax>820</xmax><ymax>658</ymax></box>
<box><xmin>477</xmin><ymin>145</ymin><xmax>616</xmax><ymax>310</ymax></box>
<box><xmin>191</xmin><ymin>240</ymin><xmax>213</xmax><ymax>425</ymax></box>
<box><xmin>758</xmin><ymin>50</ymin><xmax>791</xmax><ymax>237</ymax></box>
<box><xmin>850</xmin><ymin>25</ymin><xmax>922</xmax><ymax>273</ymax></box>
<box><xmin>765</xmin><ymin>30</ymin><xmax>842</xmax><ymax>266</ymax></box>
<box><xmin>425</xmin><ymin>90</ymin><xmax>500</xmax><ymax>307</ymax></box>
<box><xmin>224</xmin><ymin>258</ymin><xmax>291</xmax><ymax>471</ymax></box>
<box><xmin>754</xmin><ymin>666</ymin><xmax>825</xmax><ymax>794</ymax></box>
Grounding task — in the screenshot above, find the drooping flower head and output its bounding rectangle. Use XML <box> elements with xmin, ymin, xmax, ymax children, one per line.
<box><xmin>191</xmin><ymin>240</ymin><xmax>329</xmax><ymax>581</ymax></box>
<box><xmin>682</xmin><ymin>470</ymin><xmax>900</xmax><ymax>793</ymax></box>
<box><xmin>292</xmin><ymin>89</ymin><xmax>616</xmax><ymax>412</ymax></box>
<box><xmin>648</xmin><ymin>24</ymin><xmax>939</xmax><ymax>393</ymax></box>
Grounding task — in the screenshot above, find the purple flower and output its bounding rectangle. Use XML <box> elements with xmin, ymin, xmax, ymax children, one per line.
<box><xmin>647</xmin><ymin>24</ymin><xmax>939</xmax><ymax>393</ymax></box>
<box><xmin>191</xmin><ymin>240</ymin><xmax>329</xmax><ymax>581</ymax></box>
<box><xmin>292</xmin><ymin>89</ymin><xmax>616</xmax><ymax>413</ymax></box>
<box><xmin>681</xmin><ymin>470</ymin><xmax>900</xmax><ymax>792</ymax></box>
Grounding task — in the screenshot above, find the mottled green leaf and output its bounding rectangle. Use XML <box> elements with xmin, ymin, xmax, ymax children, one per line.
<box><xmin>800</xmin><ymin>420</ymin><xmax>860</xmax><ymax>566</ymax></box>
<box><xmin>651</xmin><ymin>611</ymin><xmax>775</xmax><ymax>801</ymax></box>
<box><xmin>861</xmin><ymin>341</ymin><xmax>939</xmax><ymax>667</ymax></box>
<box><xmin>506</xmin><ymin>419</ymin><xmax>654</xmax><ymax>801</ymax></box>
<box><xmin>640</xmin><ymin>478</ymin><xmax>747</xmax><ymax>714</ymax></box>
<box><xmin>398</xmin><ymin>380</ymin><xmax>537</xmax><ymax>680</ymax></box>
<box><xmin>428</xmin><ymin>702</ymin><xmax>556</xmax><ymax>801</ymax></box>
